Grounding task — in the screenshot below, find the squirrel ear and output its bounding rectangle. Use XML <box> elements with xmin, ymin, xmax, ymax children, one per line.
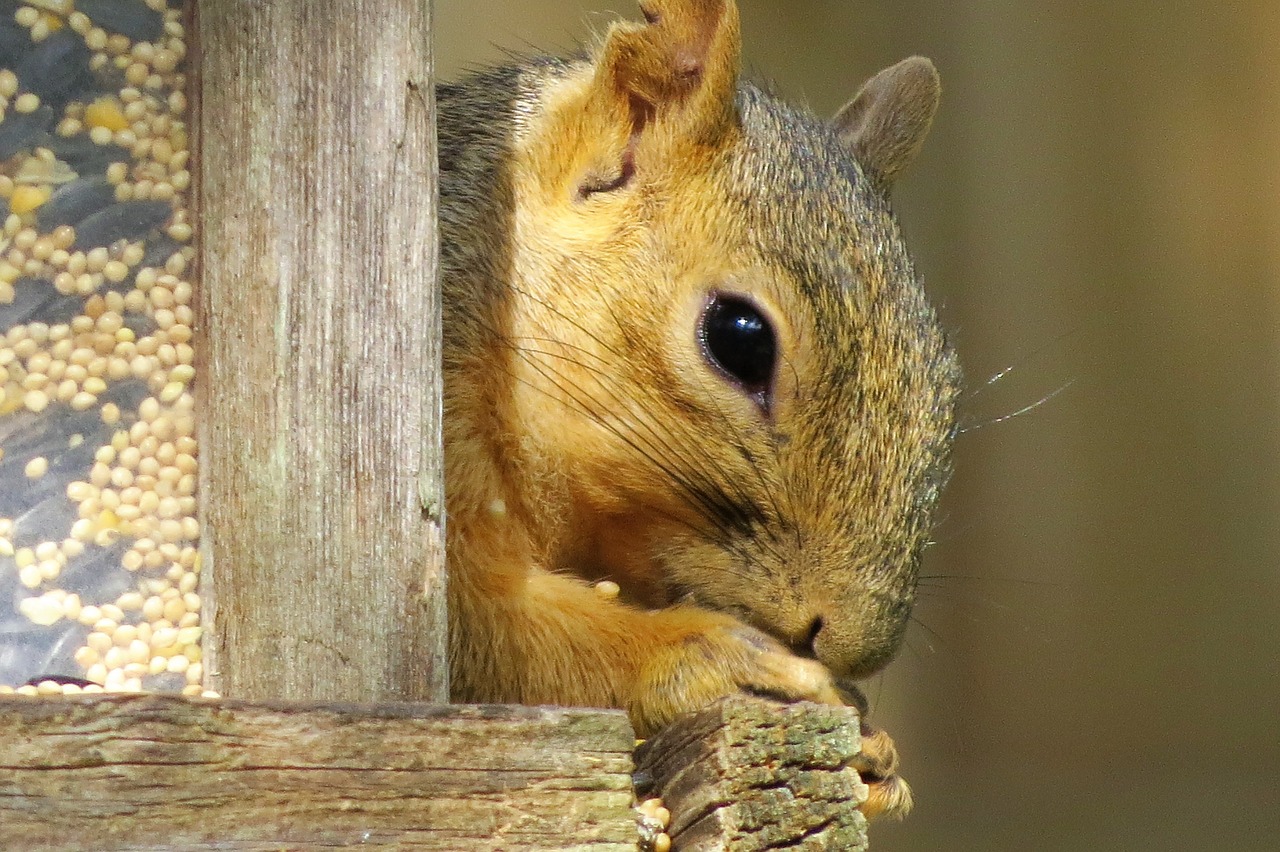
<box><xmin>592</xmin><ymin>0</ymin><xmax>741</xmax><ymax>142</ymax></box>
<box><xmin>833</xmin><ymin>56</ymin><xmax>940</xmax><ymax>185</ymax></box>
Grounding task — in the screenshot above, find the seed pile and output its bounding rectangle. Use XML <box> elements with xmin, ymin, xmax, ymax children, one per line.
<box><xmin>635</xmin><ymin>797</ymin><xmax>672</xmax><ymax>852</ymax></box>
<box><xmin>0</xmin><ymin>0</ymin><xmax>208</xmax><ymax>697</ymax></box>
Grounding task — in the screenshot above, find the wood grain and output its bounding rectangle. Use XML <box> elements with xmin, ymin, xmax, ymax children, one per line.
<box><xmin>634</xmin><ymin>696</ymin><xmax>869</xmax><ymax>851</ymax></box>
<box><xmin>194</xmin><ymin>0</ymin><xmax>447</xmax><ymax>701</ymax></box>
<box><xmin>0</xmin><ymin>694</ymin><xmax>637</xmax><ymax>850</ymax></box>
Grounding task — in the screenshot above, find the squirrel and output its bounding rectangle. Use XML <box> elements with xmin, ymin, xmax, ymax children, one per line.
<box><xmin>438</xmin><ymin>0</ymin><xmax>959</xmax><ymax>821</ymax></box>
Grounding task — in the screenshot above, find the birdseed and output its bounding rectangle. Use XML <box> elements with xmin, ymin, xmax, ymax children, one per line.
<box><xmin>0</xmin><ymin>0</ymin><xmax>201</xmax><ymax>698</ymax></box>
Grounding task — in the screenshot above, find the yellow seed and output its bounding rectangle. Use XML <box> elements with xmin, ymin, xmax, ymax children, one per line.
<box><xmin>151</xmin><ymin>626</ymin><xmax>178</xmax><ymax>648</ymax></box>
<box><xmin>159</xmin><ymin>519</ymin><xmax>184</xmax><ymax>543</ymax></box>
<box><xmin>74</xmin><ymin>272</ymin><xmax>98</xmax><ymax>295</ymax></box>
<box><xmin>162</xmin><ymin>597</ymin><xmax>185</xmax><ymax>622</ymax></box>
<box><xmin>13</xmin><ymin>92</ymin><xmax>40</xmax><ymax>114</ymax></box>
<box><xmin>21</xmin><ymin>371</ymin><xmax>48</xmax><ymax>391</ymax></box>
<box><xmin>19</xmin><ymin>595</ymin><xmax>62</xmax><ymax>626</ymax></box>
<box><xmin>24</xmin><ymin>456</ymin><xmax>47</xmax><ymax>478</ymax></box>
<box><xmin>23</xmin><ymin>388</ymin><xmax>49</xmax><ymax>412</ymax></box>
<box><xmin>150</xmin><ymin>416</ymin><xmax>174</xmax><ymax>442</ymax></box>
<box><xmin>84</xmin><ymin>96</ymin><xmax>129</xmax><ymax>131</ymax></box>
<box><xmin>85</xmin><ymin>247</ymin><xmax>109</xmax><ymax>272</ymax></box>
<box><xmin>10</xmin><ymin>184</ymin><xmax>50</xmax><ymax>213</ymax></box>
<box><xmin>18</xmin><ymin>564</ymin><xmax>42</xmax><ymax>588</ymax></box>
<box><xmin>103</xmin><ymin>259</ymin><xmax>129</xmax><ymax>282</ymax></box>
<box><xmin>69</xmin><ymin>518</ymin><xmax>95</xmax><ymax>542</ymax></box>
<box><xmin>142</xmin><ymin>596</ymin><xmax>165</xmax><ymax>621</ymax></box>
<box><xmin>156</xmin><ymin>496</ymin><xmax>181</xmax><ymax>519</ymax></box>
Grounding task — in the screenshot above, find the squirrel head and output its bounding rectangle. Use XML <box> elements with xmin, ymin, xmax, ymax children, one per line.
<box><xmin>502</xmin><ymin>0</ymin><xmax>960</xmax><ymax>681</ymax></box>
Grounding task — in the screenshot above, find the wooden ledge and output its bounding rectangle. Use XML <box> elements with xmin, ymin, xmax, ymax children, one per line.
<box><xmin>0</xmin><ymin>694</ymin><xmax>871</xmax><ymax>850</ymax></box>
<box><xmin>0</xmin><ymin>694</ymin><xmax>637</xmax><ymax>850</ymax></box>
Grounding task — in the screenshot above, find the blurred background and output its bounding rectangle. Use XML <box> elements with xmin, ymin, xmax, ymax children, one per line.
<box><xmin>438</xmin><ymin>2</ymin><xmax>1279</xmax><ymax>849</ymax></box>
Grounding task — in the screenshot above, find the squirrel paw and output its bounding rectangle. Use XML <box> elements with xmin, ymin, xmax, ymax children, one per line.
<box><xmin>629</xmin><ymin>614</ymin><xmax>845</xmax><ymax>737</ymax></box>
<box><xmin>852</xmin><ymin>721</ymin><xmax>913</xmax><ymax>820</ymax></box>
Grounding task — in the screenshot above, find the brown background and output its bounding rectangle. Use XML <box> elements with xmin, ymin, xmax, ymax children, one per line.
<box><xmin>437</xmin><ymin>2</ymin><xmax>1280</xmax><ymax>849</ymax></box>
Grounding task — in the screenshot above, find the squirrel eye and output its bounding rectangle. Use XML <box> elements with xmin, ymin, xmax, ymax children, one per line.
<box><xmin>699</xmin><ymin>294</ymin><xmax>777</xmax><ymax>402</ymax></box>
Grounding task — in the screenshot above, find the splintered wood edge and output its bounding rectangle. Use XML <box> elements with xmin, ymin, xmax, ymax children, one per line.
<box><xmin>0</xmin><ymin>694</ymin><xmax>637</xmax><ymax>851</ymax></box>
<box><xmin>633</xmin><ymin>697</ymin><xmax>869</xmax><ymax>851</ymax></box>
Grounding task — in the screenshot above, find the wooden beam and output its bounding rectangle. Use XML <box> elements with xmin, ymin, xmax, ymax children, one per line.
<box><xmin>194</xmin><ymin>1</ymin><xmax>446</xmax><ymax>701</ymax></box>
<box><xmin>634</xmin><ymin>697</ymin><xmax>869</xmax><ymax>851</ymax></box>
<box><xmin>0</xmin><ymin>694</ymin><xmax>636</xmax><ymax>850</ymax></box>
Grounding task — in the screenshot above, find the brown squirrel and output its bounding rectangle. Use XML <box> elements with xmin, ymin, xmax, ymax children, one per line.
<box><xmin>438</xmin><ymin>0</ymin><xmax>959</xmax><ymax>821</ymax></box>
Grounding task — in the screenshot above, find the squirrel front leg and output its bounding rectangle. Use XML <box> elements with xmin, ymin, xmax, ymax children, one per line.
<box><xmin>450</xmin><ymin>564</ymin><xmax>844</xmax><ymax>737</ymax></box>
<box><xmin>451</xmin><ymin>566</ymin><xmax>911</xmax><ymax>817</ymax></box>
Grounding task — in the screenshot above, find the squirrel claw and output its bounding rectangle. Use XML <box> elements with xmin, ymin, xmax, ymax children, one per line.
<box><xmin>852</xmin><ymin>723</ymin><xmax>913</xmax><ymax>820</ymax></box>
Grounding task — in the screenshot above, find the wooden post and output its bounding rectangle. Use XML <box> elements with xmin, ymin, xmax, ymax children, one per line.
<box><xmin>635</xmin><ymin>697</ymin><xmax>870</xmax><ymax>851</ymax></box>
<box><xmin>195</xmin><ymin>1</ymin><xmax>446</xmax><ymax>701</ymax></box>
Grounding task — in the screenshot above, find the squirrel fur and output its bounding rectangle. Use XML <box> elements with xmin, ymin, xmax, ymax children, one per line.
<box><xmin>438</xmin><ymin>0</ymin><xmax>959</xmax><ymax>820</ymax></box>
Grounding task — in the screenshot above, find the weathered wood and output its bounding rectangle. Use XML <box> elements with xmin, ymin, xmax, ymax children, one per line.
<box><xmin>634</xmin><ymin>697</ymin><xmax>869</xmax><ymax>851</ymax></box>
<box><xmin>194</xmin><ymin>0</ymin><xmax>447</xmax><ymax>701</ymax></box>
<box><xmin>0</xmin><ymin>694</ymin><xmax>636</xmax><ymax>850</ymax></box>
